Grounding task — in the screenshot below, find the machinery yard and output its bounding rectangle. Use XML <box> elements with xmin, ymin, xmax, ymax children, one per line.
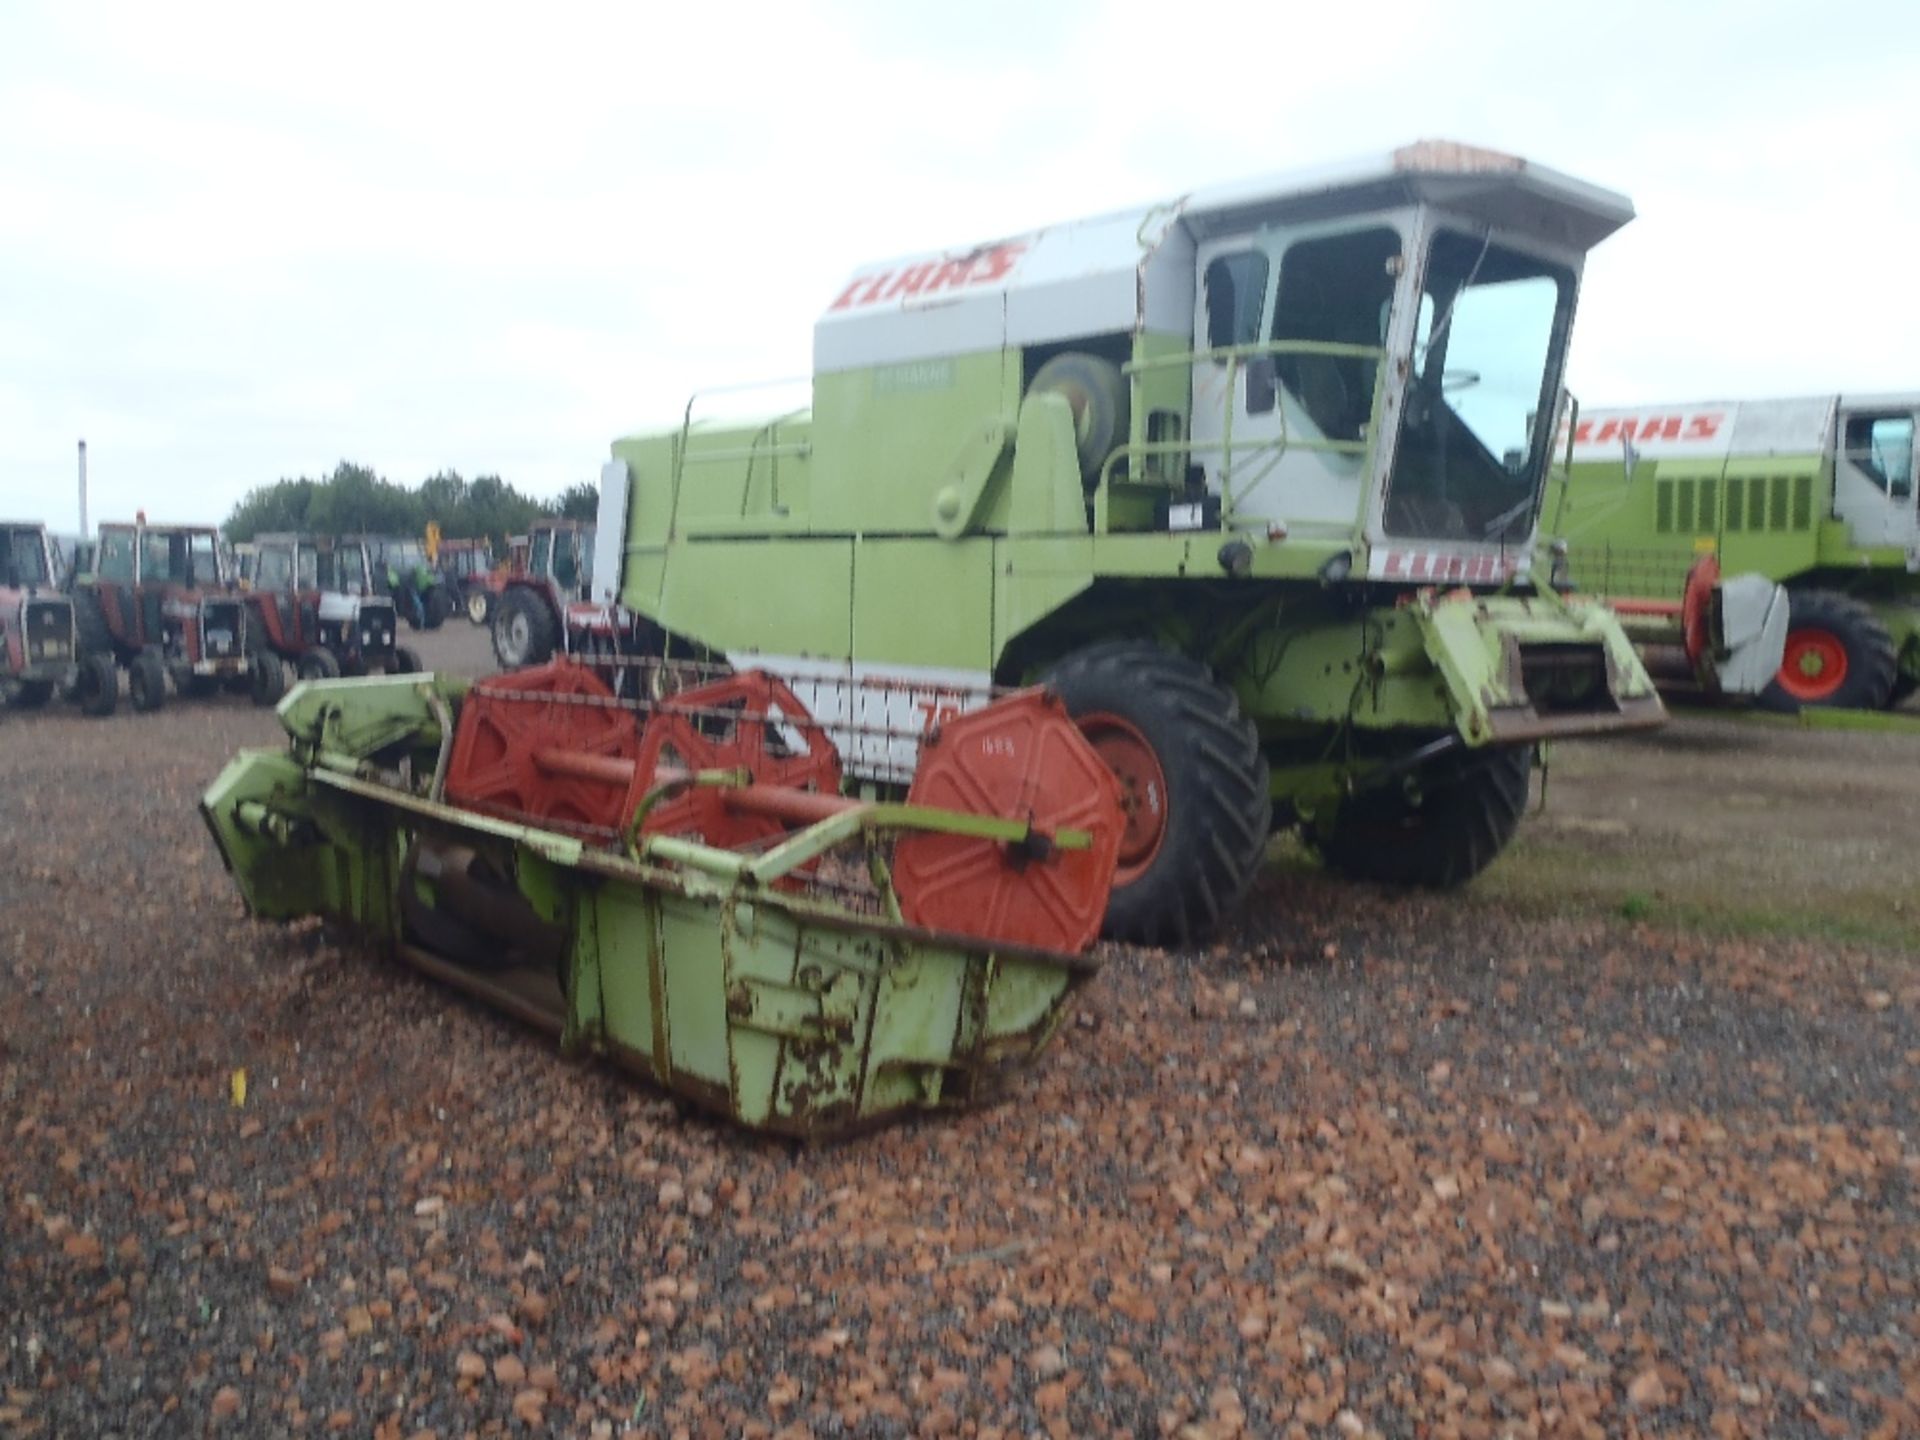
<box><xmin>3</xmin><ymin>623</ymin><xmax>1915</xmax><ymax>1438</ymax></box>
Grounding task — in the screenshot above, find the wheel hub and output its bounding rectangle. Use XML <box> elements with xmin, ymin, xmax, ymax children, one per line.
<box><xmin>1779</xmin><ymin>628</ymin><xmax>1847</xmax><ymax>701</ymax></box>
<box><xmin>1077</xmin><ymin>712</ymin><xmax>1167</xmax><ymax>882</ymax></box>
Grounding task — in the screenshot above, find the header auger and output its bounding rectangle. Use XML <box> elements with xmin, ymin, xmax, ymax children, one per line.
<box><xmin>202</xmin><ymin>657</ymin><xmax>1123</xmax><ymax>1137</ymax></box>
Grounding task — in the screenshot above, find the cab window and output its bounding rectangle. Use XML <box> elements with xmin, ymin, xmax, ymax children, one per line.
<box><xmin>1844</xmin><ymin>414</ymin><xmax>1914</xmax><ymax>499</ymax></box>
<box><xmin>257</xmin><ymin>546</ymin><xmax>294</xmax><ymax>591</ymax></box>
<box><xmin>99</xmin><ymin>529</ymin><xmax>135</xmax><ymax>581</ymax></box>
<box><xmin>1267</xmin><ymin>227</ymin><xmax>1401</xmax><ymax>440</ymax></box>
<box><xmin>1203</xmin><ymin>252</ymin><xmax>1269</xmax><ymax>358</ymax></box>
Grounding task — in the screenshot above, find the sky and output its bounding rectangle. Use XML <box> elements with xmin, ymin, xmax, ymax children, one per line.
<box><xmin>1</xmin><ymin>0</ymin><xmax>1914</xmax><ymax>530</ymax></box>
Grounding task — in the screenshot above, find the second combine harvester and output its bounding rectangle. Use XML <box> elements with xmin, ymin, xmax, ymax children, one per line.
<box><xmin>540</xmin><ymin>142</ymin><xmax>1676</xmax><ymax>944</ymax></box>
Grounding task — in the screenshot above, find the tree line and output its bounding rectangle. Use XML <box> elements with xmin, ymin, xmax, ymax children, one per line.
<box><xmin>222</xmin><ymin>462</ymin><xmax>599</xmax><ymax>552</ymax></box>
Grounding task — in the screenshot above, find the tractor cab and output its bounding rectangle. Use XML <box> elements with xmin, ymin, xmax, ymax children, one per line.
<box><xmin>1833</xmin><ymin>395</ymin><xmax>1919</xmax><ymax>562</ymax></box>
<box><xmin>1</xmin><ymin>521</ymin><xmax>107</xmax><ymax>713</ymax></box>
<box><xmin>368</xmin><ymin>536</ymin><xmax>453</xmax><ymax>631</ymax></box>
<box><xmin>527</xmin><ymin>520</ymin><xmax>594</xmax><ymax>600</ymax></box>
<box><xmin>242</xmin><ymin>534</ymin><xmax>408</xmax><ymax>691</ymax></box>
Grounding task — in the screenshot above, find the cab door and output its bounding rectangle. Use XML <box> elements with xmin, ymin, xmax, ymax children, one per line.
<box><xmin>1189</xmin><ymin>221</ymin><xmax>1407</xmax><ymax>534</ymax></box>
<box><xmin>1832</xmin><ymin>402</ymin><xmax>1917</xmax><ymax>557</ymax></box>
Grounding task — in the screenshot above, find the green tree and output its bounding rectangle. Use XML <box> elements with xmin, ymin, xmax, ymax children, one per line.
<box><xmin>555</xmin><ymin>481</ymin><xmax>599</xmax><ymax>521</ymax></box>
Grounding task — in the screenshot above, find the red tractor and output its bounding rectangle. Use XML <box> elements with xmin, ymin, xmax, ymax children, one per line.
<box><xmin>433</xmin><ymin>537</ymin><xmax>500</xmax><ymax>626</ymax></box>
<box><xmin>489</xmin><ymin>520</ymin><xmax>606</xmax><ymax>669</ymax></box>
<box><xmin>2</xmin><ymin>521</ymin><xmax>116</xmax><ymax>715</ymax></box>
<box><xmin>70</xmin><ymin>520</ymin><xmax>253</xmax><ymax>711</ymax></box>
<box><xmin>241</xmin><ymin>533</ymin><xmax>419</xmax><ymax>702</ymax></box>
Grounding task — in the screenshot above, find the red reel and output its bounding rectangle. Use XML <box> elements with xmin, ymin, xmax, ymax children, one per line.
<box><xmin>631</xmin><ymin>672</ymin><xmax>843</xmax><ymax>850</ymax></box>
<box><xmin>445</xmin><ymin>660</ymin><xmax>639</xmax><ymax>832</ymax></box>
<box><xmin>892</xmin><ymin>689</ymin><xmax>1123</xmax><ymax>953</ymax></box>
<box><xmin>1681</xmin><ymin>554</ymin><xmax>1720</xmax><ymax>672</ymax></box>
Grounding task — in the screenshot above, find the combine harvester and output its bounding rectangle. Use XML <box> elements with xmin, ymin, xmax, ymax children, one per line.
<box><xmin>1558</xmin><ymin>395</ymin><xmax>1918</xmax><ymax>710</ymax></box>
<box><xmin>518</xmin><ymin>141</ymin><xmax>1691</xmax><ymax>941</ymax></box>
<box><xmin>203</xmin><ymin>661</ymin><xmax>1125</xmax><ymax>1136</ymax></box>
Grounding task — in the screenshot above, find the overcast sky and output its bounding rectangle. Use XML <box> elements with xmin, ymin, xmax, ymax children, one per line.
<box><xmin>1</xmin><ymin>0</ymin><xmax>1912</xmax><ymax>530</ymax></box>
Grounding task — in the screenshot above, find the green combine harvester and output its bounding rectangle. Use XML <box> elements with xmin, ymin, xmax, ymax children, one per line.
<box><xmin>1557</xmin><ymin>395</ymin><xmax>1918</xmax><ymax>710</ymax></box>
<box><xmin>575</xmin><ymin>140</ymin><xmax>1670</xmax><ymax>944</ymax></box>
<box><xmin>205</xmin><ymin>142</ymin><xmax>1690</xmax><ymax>1134</ymax></box>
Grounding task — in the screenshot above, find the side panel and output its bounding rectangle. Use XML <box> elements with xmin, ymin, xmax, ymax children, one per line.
<box><xmin>655</xmin><ymin>539</ymin><xmax>854</xmax><ymax>659</ymax></box>
<box><xmin>852</xmin><ymin>539</ymin><xmax>995</xmax><ymax>672</ymax></box>
<box><xmin>806</xmin><ymin>350</ymin><xmax>1018</xmax><ymax>535</ymax></box>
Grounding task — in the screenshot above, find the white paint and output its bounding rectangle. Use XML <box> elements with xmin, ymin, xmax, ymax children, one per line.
<box><xmin>590</xmin><ymin>460</ymin><xmax>629</xmax><ymax>606</ymax></box>
<box><xmin>723</xmin><ymin>650</ymin><xmax>994</xmax><ymax>785</ymax></box>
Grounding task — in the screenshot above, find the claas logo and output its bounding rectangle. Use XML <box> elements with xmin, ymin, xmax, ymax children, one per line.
<box><xmin>829</xmin><ymin>242</ymin><xmax>1029</xmax><ymax>312</ymax></box>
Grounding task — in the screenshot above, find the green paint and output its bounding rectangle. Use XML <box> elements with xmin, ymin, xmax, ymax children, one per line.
<box><xmin>201</xmin><ymin>672</ymin><xmax>1098</xmax><ymax>1138</ymax></box>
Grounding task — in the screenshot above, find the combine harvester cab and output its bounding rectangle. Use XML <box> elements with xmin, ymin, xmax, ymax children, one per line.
<box><xmin>583</xmin><ymin>141</ymin><xmax>1666</xmax><ymax>944</ymax></box>
<box><xmin>71</xmin><ymin>519</ymin><xmax>251</xmax><ymax>712</ymax></box>
<box><xmin>203</xmin><ymin>662</ymin><xmax>1124</xmax><ymax>1137</ymax></box>
<box><xmin>1558</xmin><ymin>396</ymin><xmax>1920</xmax><ymax>710</ymax></box>
<box><xmin>1</xmin><ymin>521</ymin><xmax>116</xmax><ymax>716</ymax></box>
<box><xmin>241</xmin><ymin>533</ymin><xmax>414</xmax><ymax>704</ymax></box>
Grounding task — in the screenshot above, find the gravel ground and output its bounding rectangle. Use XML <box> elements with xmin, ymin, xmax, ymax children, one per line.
<box><xmin>3</xmin><ymin>625</ymin><xmax>1917</xmax><ymax>1439</ymax></box>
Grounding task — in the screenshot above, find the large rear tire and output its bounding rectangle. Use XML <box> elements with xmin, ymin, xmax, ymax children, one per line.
<box><xmin>75</xmin><ymin>652</ymin><xmax>118</xmax><ymax>717</ymax></box>
<box><xmin>1041</xmin><ymin>640</ymin><xmax>1270</xmax><ymax>947</ymax></box>
<box><xmin>1307</xmin><ymin>745</ymin><xmax>1531</xmax><ymax>888</ymax></box>
<box><xmin>492</xmin><ymin>588</ymin><xmax>561</xmax><ymax>670</ymax></box>
<box><xmin>423</xmin><ymin>585</ymin><xmax>452</xmax><ymax>631</ymax></box>
<box><xmin>1759</xmin><ymin>589</ymin><xmax>1897</xmax><ymax>712</ymax></box>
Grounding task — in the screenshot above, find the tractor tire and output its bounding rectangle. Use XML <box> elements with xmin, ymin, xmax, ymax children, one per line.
<box><xmin>1041</xmin><ymin>640</ymin><xmax>1270</xmax><ymax>947</ymax></box>
<box><xmin>390</xmin><ymin>646</ymin><xmax>423</xmax><ymax>674</ymax></box>
<box><xmin>10</xmin><ymin>679</ymin><xmax>54</xmax><ymax>708</ymax></box>
<box><xmin>251</xmin><ymin>653</ymin><xmax>288</xmax><ymax>706</ymax></box>
<box><xmin>72</xmin><ymin>588</ymin><xmax>114</xmax><ymax>660</ymax></box>
<box><xmin>1759</xmin><ymin>589</ymin><xmax>1898</xmax><ymax>712</ymax></box>
<box><xmin>1307</xmin><ymin>745</ymin><xmax>1532</xmax><ymax>889</ymax></box>
<box><xmin>129</xmin><ymin>649</ymin><xmax>167</xmax><ymax>713</ymax></box>
<box><xmin>1029</xmin><ymin>352</ymin><xmax>1130</xmax><ymax>486</ymax></box>
<box><xmin>423</xmin><ymin>585</ymin><xmax>453</xmax><ymax>631</ymax></box>
<box><xmin>75</xmin><ymin>653</ymin><xmax>118</xmax><ymax>717</ymax></box>
<box><xmin>466</xmin><ymin>589</ymin><xmax>492</xmax><ymax>626</ymax></box>
<box><xmin>1892</xmin><ymin>671</ymin><xmax>1918</xmax><ymax>707</ymax></box>
<box><xmin>492</xmin><ymin>588</ymin><xmax>560</xmax><ymax>670</ymax></box>
<box><xmin>298</xmin><ymin>646</ymin><xmax>342</xmax><ymax>681</ymax></box>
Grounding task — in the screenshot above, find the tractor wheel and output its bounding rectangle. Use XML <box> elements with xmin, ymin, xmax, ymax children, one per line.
<box><xmin>72</xmin><ymin>589</ymin><xmax>113</xmax><ymax>657</ymax></box>
<box><xmin>10</xmin><ymin>679</ymin><xmax>54</xmax><ymax>708</ymax></box>
<box><xmin>423</xmin><ymin>585</ymin><xmax>452</xmax><ymax>631</ymax></box>
<box><xmin>298</xmin><ymin>646</ymin><xmax>342</xmax><ymax>681</ymax></box>
<box><xmin>251</xmin><ymin>653</ymin><xmax>288</xmax><ymax>706</ymax></box>
<box><xmin>1892</xmin><ymin>671</ymin><xmax>1918</xmax><ymax>707</ymax></box>
<box><xmin>1307</xmin><ymin>745</ymin><xmax>1532</xmax><ymax>888</ymax></box>
<box><xmin>129</xmin><ymin>649</ymin><xmax>167</xmax><ymax>712</ymax></box>
<box><xmin>75</xmin><ymin>653</ymin><xmax>118</xmax><ymax>717</ymax></box>
<box><xmin>466</xmin><ymin>589</ymin><xmax>492</xmax><ymax>626</ymax></box>
<box><xmin>1759</xmin><ymin>590</ymin><xmax>1898</xmax><ymax>712</ymax></box>
<box><xmin>1041</xmin><ymin>640</ymin><xmax>1270</xmax><ymax>947</ymax></box>
<box><xmin>390</xmin><ymin>646</ymin><xmax>423</xmax><ymax>674</ymax></box>
<box><xmin>1029</xmin><ymin>352</ymin><xmax>1130</xmax><ymax>485</ymax></box>
<box><xmin>492</xmin><ymin>588</ymin><xmax>560</xmax><ymax>670</ymax></box>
